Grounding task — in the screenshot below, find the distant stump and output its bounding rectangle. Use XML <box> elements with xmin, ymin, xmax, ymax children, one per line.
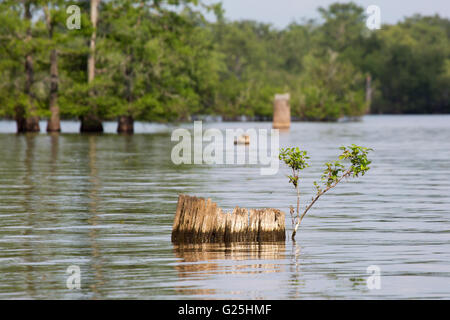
<box><xmin>273</xmin><ymin>93</ymin><xmax>291</xmax><ymax>129</ymax></box>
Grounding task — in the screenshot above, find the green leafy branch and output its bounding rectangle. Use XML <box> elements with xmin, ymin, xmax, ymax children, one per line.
<box><xmin>280</xmin><ymin>144</ymin><xmax>373</xmax><ymax>240</ymax></box>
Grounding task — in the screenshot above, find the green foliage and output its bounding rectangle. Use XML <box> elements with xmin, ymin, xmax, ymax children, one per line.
<box><xmin>369</xmin><ymin>15</ymin><xmax>450</xmax><ymax>113</ymax></box>
<box><xmin>279</xmin><ymin>147</ymin><xmax>309</xmax><ymax>187</ymax></box>
<box><xmin>280</xmin><ymin>144</ymin><xmax>373</xmax><ymax>238</ymax></box>
<box><xmin>0</xmin><ymin>1</ymin><xmax>448</xmax><ymax>123</ymax></box>
<box><xmin>320</xmin><ymin>161</ymin><xmax>345</xmax><ymax>188</ymax></box>
<box><xmin>338</xmin><ymin>144</ymin><xmax>373</xmax><ymax>177</ymax></box>
<box><xmin>314</xmin><ymin>144</ymin><xmax>372</xmax><ymax>192</ymax></box>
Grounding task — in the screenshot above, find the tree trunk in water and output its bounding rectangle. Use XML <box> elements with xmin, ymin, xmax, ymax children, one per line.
<box><xmin>19</xmin><ymin>1</ymin><xmax>40</xmax><ymax>133</ymax></box>
<box><xmin>15</xmin><ymin>106</ymin><xmax>26</xmax><ymax>133</ymax></box>
<box><xmin>24</xmin><ymin>54</ymin><xmax>40</xmax><ymax>132</ymax></box>
<box><xmin>118</xmin><ymin>53</ymin><xmax>135</xmax><ymax>134</ymax></box>
<box><xmin>81</xmin><ymin>0</ymin><xmax>103</xmax><ymax>133</ymax></box>
<box><xmin>47</xmin><ymin>49</ymin><xmax>61</xmax><ymax>132</ymax></box>
<box><xmin>80</xmin><ymin>114</ymin><xmax>104</xmax><ymax>133</ymax></box>
<box><xmin>117</xmin><ymin>115</ymin><xmax>134</xmax><ymax>134</ymax></box>
<box><xmin>44</xmin><ymin>5</ymin><xmax>61</xmax><ymax>133</ymax></box>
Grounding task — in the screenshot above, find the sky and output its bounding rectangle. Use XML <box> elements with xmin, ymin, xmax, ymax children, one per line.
<box><xmin>204</xmin><ymin>0</ymin><xmax>450</xmax><ymax>29</ymax></box>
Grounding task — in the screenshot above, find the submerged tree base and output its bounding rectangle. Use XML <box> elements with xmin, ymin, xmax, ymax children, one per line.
<box><xmin>117</xmin><ymin>115</ymin><xmax>134</xmax><ymax>134</ymax></box>
<box><xmin>172</xmin><ymin>194</ymin><xmax>286</xmax><ymax>243</ymax></box>
<box><xmin>16</xmin><ymin>116</ymin><xmax>40</xmax><ymax>133</ymax></box>
<box><xmin>80</xmin><ymin>115</ymin><xmax>103</xmax><ymax>133</ymax></box>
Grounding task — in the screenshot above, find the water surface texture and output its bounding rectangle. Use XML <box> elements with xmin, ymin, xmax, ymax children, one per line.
<box><xmin>0</xmin><ymin>115</ymin><xmax>449</xmax><ymax>299</ymax></box>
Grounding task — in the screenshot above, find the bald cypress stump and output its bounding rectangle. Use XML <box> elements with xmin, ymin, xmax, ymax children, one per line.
<box><xmin>272</xmin><ymin>93</ymin><xmax>291</xmax><ymax>129</ymax></box>
<box><xmin>172</xmin><ymin>195</ymin><xmax>286</xmax><ymax>243</ymax></box>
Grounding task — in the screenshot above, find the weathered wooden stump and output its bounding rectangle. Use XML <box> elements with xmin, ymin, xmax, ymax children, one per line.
<box><xmin>172</xmin><ymin>195</ymin><xmax>286</xmax><ymax>243</ymax></box>
<box><xmin>272</xmin><ymin>93</ymin><xmax>291</xmax><ymax>129</ymax></box>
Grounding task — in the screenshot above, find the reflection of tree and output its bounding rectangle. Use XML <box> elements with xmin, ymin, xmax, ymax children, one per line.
<box><xmin>22</xmin><ymin>133</ymin><xmax>37</xmax><ymax>297</ymax></box>
<box><xmin>49</xmin><ymin>132</ymin><xmax>59</xmax><ymax>166</ymax></box>
<box><xmin>86</xmin><ymin>135</ymin><xmax>105</xmax><ymax>299</ymax></box>
<box><xmin>47</xmin><ymin>133</ymin><xmax>59</xmax><ymax>215</ymax></box>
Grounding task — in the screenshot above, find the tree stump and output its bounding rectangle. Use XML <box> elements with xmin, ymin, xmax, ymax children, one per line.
<box><xmin>272</xmin><ymin>93</ymin><xmax>291</xmax><ymax>129</ymax></box>
<box><xmin>172</xmin><ymin>195</ymin><xmax>286</xmax><ymax>243</ymax></box>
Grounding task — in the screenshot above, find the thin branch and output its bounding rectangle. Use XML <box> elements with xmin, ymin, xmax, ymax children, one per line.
<box><xmin>291</xmin><ymin>168</ymin><xmax>351</xmax><ymax>240</ymax></box>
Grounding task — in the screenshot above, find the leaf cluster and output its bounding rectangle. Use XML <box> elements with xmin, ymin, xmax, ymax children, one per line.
<box><xmin>279</xmin><ymin>147</ymin><xmax>309</xmax><ymax>188</ymax></box>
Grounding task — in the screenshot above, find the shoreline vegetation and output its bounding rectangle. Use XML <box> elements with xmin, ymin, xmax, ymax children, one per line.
<box><xmin>0</xmin><ymin>1</ymin><xmax>449</xmax><ymax>134</ymax></box>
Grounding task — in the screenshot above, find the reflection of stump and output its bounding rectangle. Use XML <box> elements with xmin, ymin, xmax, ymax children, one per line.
<box><xmin>272</xmin><ymin>93</ymin><xmax>291</xmax><ymax>129</ymax></box>
<box><xmin>173</xmin><ymin>242</ymin><xmax>286</xmax><ymax>275</ymax></box>
<box><xmin>172</xmin><ymin>195</ymin><xmax>285</xmax><ymax>243</ymax></box>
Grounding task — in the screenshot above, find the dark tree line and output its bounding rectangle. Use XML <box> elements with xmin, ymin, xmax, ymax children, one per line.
<box><xmin>0</xmin><ymin>1</ymin><xmax>448</xmax><ymax>133</ymax></box>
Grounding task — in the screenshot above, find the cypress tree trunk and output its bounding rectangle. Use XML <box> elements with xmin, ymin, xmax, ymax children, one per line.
<box><xmin>81</xmin><ymin>0</ymin><xmax>103</xmax><ymax>133</ymax></box>
<box><xmin>18</xmin><ymin>1</ymin><xmax>40</xmax><ymax>133</ymax></box>
<box><xmin>47</xmin><ymin>49</ymin><xmax>60</xmax><ymax>132</ymax></box>
<box><xmin>117</xmin><ymin>53</ymin><xmax>135</xmax><ymax>134</ymax></box>
<box><xmin>87</xmin><ymin>0</ymin><xmax>99</xmax><ymax>86</ymax></box>
<box><xmin>117</xmin><ymin>115</ymin><xmax>134</xmax><ymax>134</ymax></box>
<box><xmin>24</xmin><ymin>54</ymin><xmax>40</xmax><ymax>132</ymax></box>
<box><xmin>80</xmin><ymin>114</ymin><xmax>104</xmax><ymax>133</ymax></box>
<box><xmin>44</xmin><ymin>5</ymin><xmax>61</xmax><ymax>133</ymax></box>
<box><xmin>15</xmin><ymin>105</ymin><xmax>26</xmax><ymax>133</ymax></box>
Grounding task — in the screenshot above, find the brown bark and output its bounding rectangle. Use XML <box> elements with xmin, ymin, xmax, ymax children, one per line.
<box><xmin>44</xmin><ymin>5</ymin><xmax>61</xmax><ymax>132</ymax></box>
<box><xmin>81</xmin><ymin>0</ymin><xmax>103</xmax><ymax>133</ymax></box>
<box><xmin>47</xmin><ymin>49</ymin><xmax>61</xmax><ymax>132</ymax></box>
<box><xmin>172</xmin><ymin>195</ymin><xmax>286</xmax><ymax>243</ymax></box>
<box><xmin>88</xmin><ymin>0</ymin><xmax>99</xmax><ymax>84</ymax></box>
<box><xmin>18</xmin><ymin>1</ymin><xmax>40</xmax><ymax>133</ymax></box>
<box><xmin>117</xmin><ymin>115</ymin><xmax>134</xmax><ymax>134</ymax></box>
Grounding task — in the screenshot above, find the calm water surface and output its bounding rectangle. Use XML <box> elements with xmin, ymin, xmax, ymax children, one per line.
<box><xmin>0</xmin><ymin>115</ymin><xmax>449</xmax><ymax>299</ymax></box>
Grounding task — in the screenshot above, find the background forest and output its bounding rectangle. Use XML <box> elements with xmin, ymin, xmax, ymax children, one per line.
<box><xmin>0</xmin><ymin>0</ymin><xmax>449</xmax><ymax>133</ymax></box>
